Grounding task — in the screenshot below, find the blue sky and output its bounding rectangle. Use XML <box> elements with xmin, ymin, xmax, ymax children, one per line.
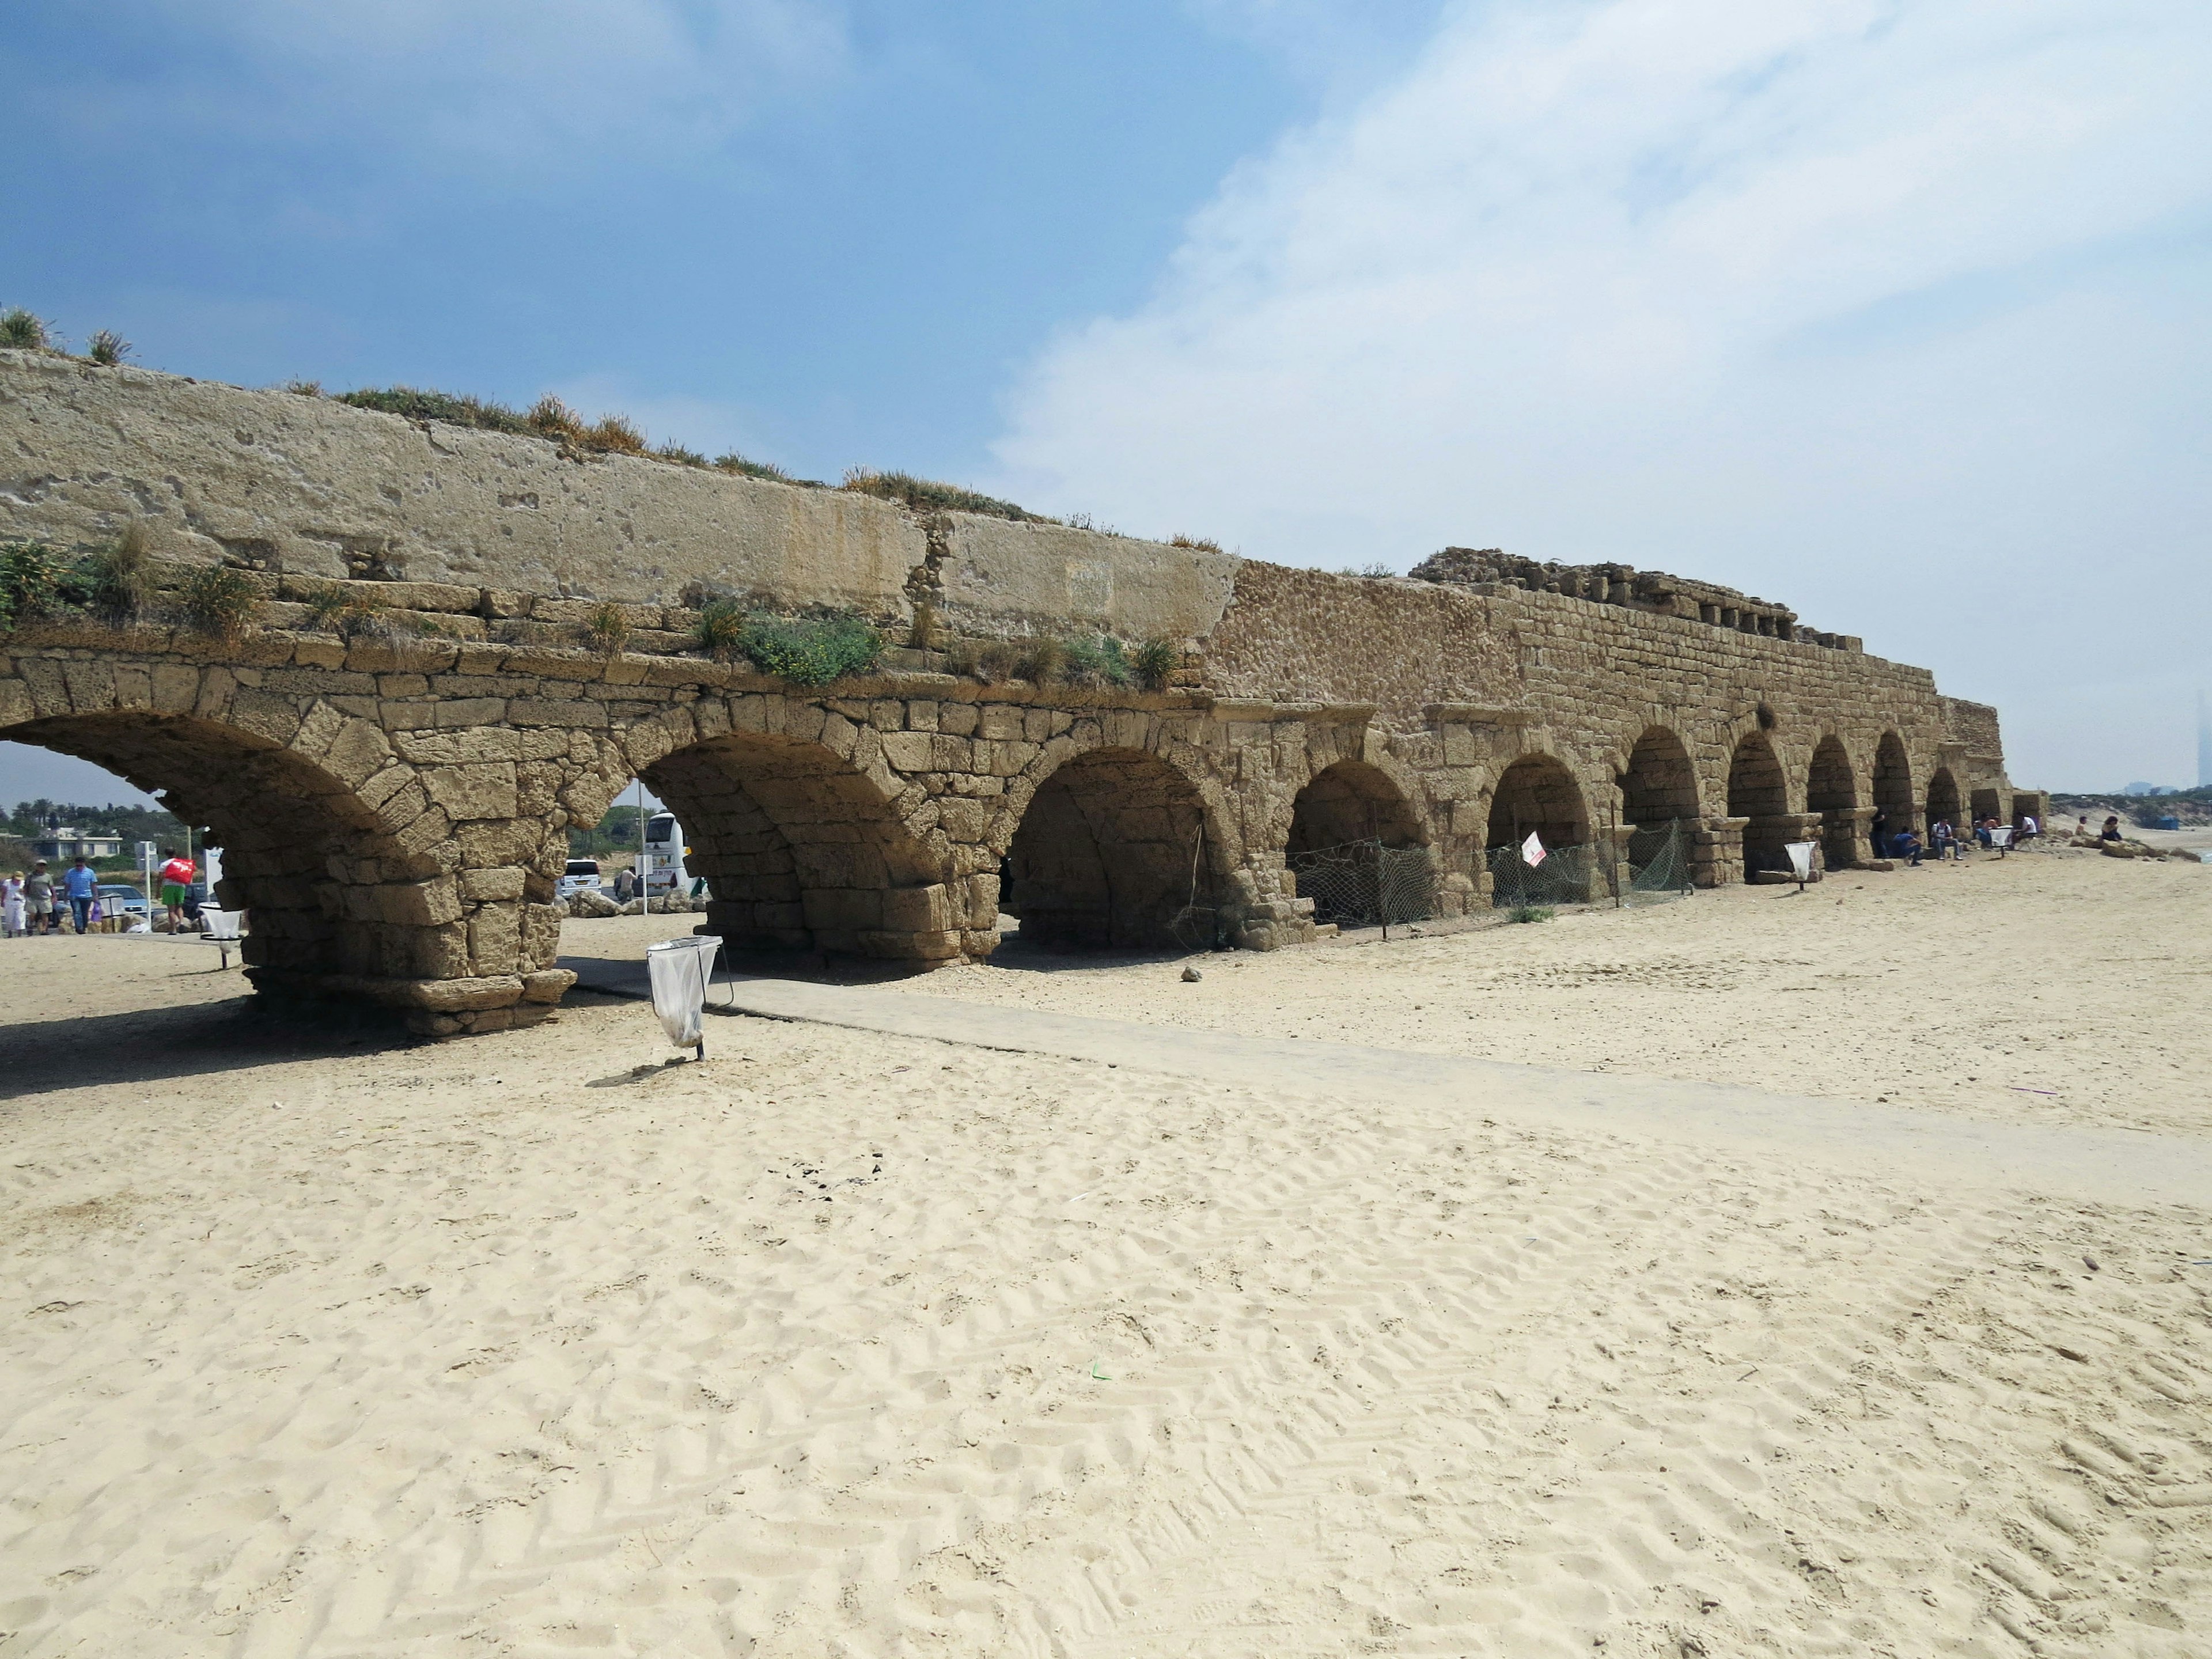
<box><xmin>4</xmin><ymin>1</ymin><xmax>2209</xmax><ymax>808</ymax></box>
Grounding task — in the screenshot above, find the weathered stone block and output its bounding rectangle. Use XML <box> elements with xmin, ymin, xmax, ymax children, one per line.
<box><xmin>460</xmin><ymin>865</ymin><xmax>527</xmax><ymax>902</ymax></box>
<box><xmin>422</xmin><ymin>762</ymin><xmax>518</xmax><ymax>820</ymax></box>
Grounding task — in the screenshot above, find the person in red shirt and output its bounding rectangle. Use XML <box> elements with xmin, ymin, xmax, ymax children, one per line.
<box><xmin>158</xmin><ymin>848</ymin><xmax>196</xmax><ymax>933</ymax></box>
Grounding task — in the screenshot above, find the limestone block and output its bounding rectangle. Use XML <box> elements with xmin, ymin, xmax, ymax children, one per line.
<box><xmin>880</xmin><ymin>883</ymin><xmax>957</xmax><ymax>931</ymax></box>
<box><xmin>423</xmin><ymin>762</ymin><xmax>519</xmax><ymax>820</ymax></box>
<box><xmin>394</xmin><ymin>726</ymin><xmax>521</xmax><ymax>765</ymax></box>
<box><xmin>521</xmin><ymin>968</ymin><xmax>577</xmax><ymax>1003</ymax></box>
<box><xmin>406</xmin><ymin>974</ymin><xmax>527</xmax><ymax>1012</ymax></box>
<box><xmin>394</xmin><ymin>805</ymin><xmax>454</xmax><ymax>858</ymax></box>
<box><xmin>468</xmin><ymin>904</ymin><xmax>523</xmax><ymax>974</ymax></box>
<box><xmin>567</xmin><ymin>885</ymin><xmax>621</xmax><ymax>917</ymax></box>
<box><xmin>939</xmin><ymin>701</ymin><xmax>979</xmax><ymax>737</ymax></box>
<box><xmin>460</xmin><ymin>865</ymin><xmax>527</xmax><ymax>902</ymax></box>
<box><xmin>433</xmin><ymin>696</ymin><xmax>507</xmax><ymax>728</ymax></box>
<box><xmin>803</xmin><ymin>888</ymin><xmax>884</xmax><ymax>931</ymax></box>
<box><xmin>960</xmin><ymin>929</ymin><xmax>1001</xmax><ymax>958</ymax></box>
<box><xmin>856</xmin><ymin>928</ymin><xmax>964</xmax><ymax>960</ymax></box>
<box><xmin>959</xmin><ymin>873</ymin><xmax>1001</xmax><ymax>927</ymax></box>
<box><xmin>906</xmin><ymin>699</ymin><xmax>940</xmax><ymax>732</ymax></box>
<box><xmin>378</xmin><ymin>877</ymin><xmax>463</xmax><ymax>927</ymax></box>
<box><xmin>510</xmin><ymin>698</ymin><xmax>608</xmax><ymax>727</ymax></box>
<box><xmin>878</xmin><ymin>730</ymin><xmax>935</xmax><ymax>772</ymax></box>
<box><xmin>977</xmin><ymin>704</ymin><xmax>1024</xmax><ymax>741</ymax></box>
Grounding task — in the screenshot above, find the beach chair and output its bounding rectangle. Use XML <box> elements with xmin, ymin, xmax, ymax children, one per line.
<box><xmin>201</xmin><ymin>907</ymin><xmax>243</xmax><ymax>969</ymax></box>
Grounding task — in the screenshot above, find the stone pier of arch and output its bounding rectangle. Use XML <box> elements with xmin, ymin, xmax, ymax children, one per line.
<box><xmin>0</xmin><ymin>351</ymin><xmax>2040</xmax><ymax>1033</ymax></box>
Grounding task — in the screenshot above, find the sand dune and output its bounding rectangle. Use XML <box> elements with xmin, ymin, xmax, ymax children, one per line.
<box><xmin>2</xmin><ymin>843</ymin><xmax>2208</xmax><ymax>1655</ymax></box>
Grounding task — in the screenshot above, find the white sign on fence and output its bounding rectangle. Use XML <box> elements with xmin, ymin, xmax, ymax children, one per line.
<box><xmin>1520</xmin><ymin>831</ymin><xmax>1547</xmax><ymax>867</ymax></box>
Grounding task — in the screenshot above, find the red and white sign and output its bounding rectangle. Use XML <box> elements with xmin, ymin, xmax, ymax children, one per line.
<box><xmin>1520</xmin><ymin>831</ymin><xmax>1547</xmax><ymax>867</ymax></box>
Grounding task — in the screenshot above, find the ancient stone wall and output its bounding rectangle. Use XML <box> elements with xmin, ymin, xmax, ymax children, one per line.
<box><xmin>0</xmin><ymin>353</ymin><xmax>2038</xmax><ymax>1033</ymax></box>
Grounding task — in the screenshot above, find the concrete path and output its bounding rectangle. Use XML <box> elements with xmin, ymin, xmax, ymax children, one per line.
<box><xmin>564</xmin><ymin>956</ymin><xmax>2212</xmax><ymax>1209</ymax></box>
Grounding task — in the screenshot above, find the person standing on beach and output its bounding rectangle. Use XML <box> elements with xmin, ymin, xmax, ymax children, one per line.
<box><xmin>63</xmin><ymin>856</ymin><xmax>98</xmax><ymax>933</ymax></box>
<box><xmin>2</xmin><ymin>872</ymin><xmax>24</xmax><ymax>938</ymax></box>
<box><xmin>1869</xmin><ymin>810</ymin><xmax>1889</xmax><ymax>859</ymax></box>
<box><xmin>158</xmin><ymin>848</ymin><xmax>196</xmax><ymax>933</ymax></box>
<box><xmin>23</xmin><ymin>861</ymin><xmax>56</xmax><ymax>935</ymax></box>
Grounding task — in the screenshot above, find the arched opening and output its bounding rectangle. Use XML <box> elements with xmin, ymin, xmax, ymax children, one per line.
<box><xmin>1806</xmin><ymin>734</ymin><xmax>1858</xmax><ymax>870</ymax></box>
<box><xmin>1726</xmin><ymin>731</ymin><xmax>1791</xmax><ymax>876</ymax></box>
<box><xmin>2</xmin><ymin>711</ymin><xmax>433</xmax><ymax>984</ymax></box>
<box><xmin>1926</xmin><ymin>768</ymin><xmax>1962</xmax><ymax>839</ymax></box>
<box><xmin>1288</xmin><ymin>761</ymin><xmax>1423</xmax><ymax>855</ymax></box>
<box><xmin>636</xmin><ymin>731</ymin><xmax>950</xmax><ymax>959</ymax></box>
<box><xmin>1286</xmin><ymin>760</ymin><xmax>1427</xmax><ymax>927</ymax></box>
<box><xmin>1487</xmin><ymin>753</ymin><xmax>1589</xmax><ymax>853</ymax></box>
<box><xmin>1619</xmin><ymin>727</ymin><xmax>1699</xmax><ymax>828</ymax></box>
<box><xmin>1806</xmin><ymin>736</ymin><xmax>1855</xmax><ymax>813</ymax></box>
<box><xmin>1486</xmin><ymin>753</ymin><xmax>1592</xmax><ymax>906</ymax></box>
<box><xmin>1002</xmin><ymin>747</ymin><xmax>1219</xmax><ymax>950</ymax></box>
<box><xmin>1873</xmin><ymin>731</ymin><xmax>1914</xmax><ymax>853</ymax></box>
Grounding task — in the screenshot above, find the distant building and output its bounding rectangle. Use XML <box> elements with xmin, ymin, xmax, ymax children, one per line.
<box><xmin>33</xmin><ymin>827</ymin><xmax>124</xmax><ymax>862</ymax></box>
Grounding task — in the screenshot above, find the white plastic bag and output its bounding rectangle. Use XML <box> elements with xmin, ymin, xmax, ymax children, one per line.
<box><xmin>1785</xmin><ymin>842</ymin><xmax>1816</xmax><ymax>881</ymax></box>
<box><xmin>646</xmin><ymin>934</ymin><xmax>722</xmax><ymax>1050</ymax></box>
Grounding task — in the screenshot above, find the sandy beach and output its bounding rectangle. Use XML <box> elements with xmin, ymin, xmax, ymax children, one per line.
<box><xmin>4</xmin><ymin>845</ymin><xmax>2210</xmax><ymax>1656</ymax></box>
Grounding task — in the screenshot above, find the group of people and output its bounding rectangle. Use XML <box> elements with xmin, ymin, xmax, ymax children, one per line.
<box><xmin>1868</xmin><ymin>812</ymin><xmax>2037</xmax><ymax>868</ymax></box>
<box><xmin>1</xmin><ymin>849</ymin><xmax>198</xmax><ymax>938</ymax></box>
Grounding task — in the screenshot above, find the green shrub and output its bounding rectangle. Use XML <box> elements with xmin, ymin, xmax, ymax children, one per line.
<box><xmin>181</xmin><ymin>564</ymin><xmax>262</xmax><ymax>645</ymax></box>
<box><xmin>338</xmin><ymin>385</ymin><xmax>534</xmax><ymax>435</ymax></box>
<box><xmin>582</xmin><ymin>415</ymin><xmax>645</xmax><ymax>454</ymax></box>
<box><xmin>581</xmin><ymin>601</ymin><xmax>632</xmax><ymax>654</ymax></box>
<box><xmin>86</xmin><ymin>329</ymin><xmax>130</xmax><ymax>366</ymax></box>
<box><xmin>302</xmin><ymin>584</ymin><xmax>393</xmax><ymax>640</ymax></box>
<box><xmin>714</xmin><ymin>452</ymin><xmax>798</xmax><ymax>483</ymax></box>
<box><xmin>841</xmin><ymin>468</ymin><xmax>1042</xmax><ymax>522</ymax></box>
<box><xmin>0</xmin><ymin>539</ymin><xmax>70</xmax><ymax>630</ymax></box>
<box><xmin>1062</xmin><ymin>634</ymin><xmax>1130</xmax><ymax>687</ymax></box>
<box><xmin>732</xmin><ymin>613</ymin><xmax>882</xmax><ymax>687</ymax></box>
<box><xmin>0</xmin><ymin>308</ymin><xmax>51</xmax><ymax>350</ymax></box>
<box><xmin>1168</xmin><ymin>533</ymin><xmax>1223</xmax><ymax>552</ymax></box>
<box><xmin>696</xmin><ymin>599</ymin><xmax>748</xmax><ymax>662</ymax></box>
<box><xmin>1131</xmin><ymin>637</ymin><xmax>1179</xmax><ymax>690</ymax></box>
<box><xmin>655</xmin><ymin>441</ymin><xmax>707</xmax><ymax>467</ymax></box>
<box><xmin>908</xmin><ymin>598</ymin><xmax>941</xmax><ymax>650</ymax></box>
<box><xmin>1508</xmin><ymin>905</ymin><xmax>1555</xmax><ymax>924</ymax></box>
<box><xmin>75</xmin><ymin>524</ymin><xmax>151</xmax><ymax>624</ymax></box>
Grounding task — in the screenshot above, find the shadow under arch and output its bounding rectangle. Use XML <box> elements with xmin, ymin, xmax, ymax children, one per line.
<box><xmin>1287</xmin><ymin>759</ymin><xmax>1426</xmax><ymax>855</ymax></box>
<box><xmin>1926</xmin><ymin>766</ymin><xmax>1962</xmax><ymax>839</ymax></box>
<box><xmin>1487</xmin><ymin>752</ymin><xmax>1589</xmax><ymax>852</ymax></box>
<box><xmin>1726</xmin><ymin>729</ymin><xmax>1792</xmax><ymax>875</ymax></box>
<box><xmin>638</xmin><ymin>729</ymin><xmax>951</xmax><ymax>959</ymax></box>
<box><xmin>1806</xmin><ymin>733</ymin><xmax>1859</xmax><ymax>869</ymax></box>
<box><xmin>1000</xmin><ymin>745</ymin><xmax>1224</xmax><ymax>950</ymax></box>
<box><xmin>2</xmin><ymin>709</ymin><xmax>432</xmax><ymax>983</ymax></box>
<box><xmin>1619</xmin><ymin>726</ymin><xmax>1700</xmax><ymax>828</ymax></box>
<box><xmin>1873</xmin><ymin>730</ymin><xmax>1914</xmax><ymax>847</ymax></box>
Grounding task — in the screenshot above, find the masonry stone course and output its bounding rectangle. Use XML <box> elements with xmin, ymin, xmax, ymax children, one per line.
<box><xmin>2</xmin><ymin>354</ymin><xmax>2033</xmax><ymax>1031</ymax></box>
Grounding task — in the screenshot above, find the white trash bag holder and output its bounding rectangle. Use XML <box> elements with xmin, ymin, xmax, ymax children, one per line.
<box><xmin>1783</xmin><ymin>840</ymin><xmax>1817</xmax><ymax>891</ymax></box>
<box><xmin>646</xmin><ymin>934</ymin><xmax>727</xmax><ymax>1058</ymax></box>
<box><xmin>200</xmin><ymin>907</ymin><xmax>243</xmax><ymax>969</ymax></box>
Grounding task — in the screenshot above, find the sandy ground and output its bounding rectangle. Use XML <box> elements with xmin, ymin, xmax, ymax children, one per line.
<box><xmin>896</xmin><ymin>843</ymin><xmax>2212</xmax><ymax>1139</ymax></box>
<box><xmin>2</xmin><ymin>846</ymin><xmax>2210</xmax><ymax>1657</ymax></box>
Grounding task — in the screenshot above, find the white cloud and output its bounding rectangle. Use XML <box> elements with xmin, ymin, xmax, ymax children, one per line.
<box><xmin>990</xmin><ymin>0</ymin><xmax>2212</xmax><ymax>785</ymax></box>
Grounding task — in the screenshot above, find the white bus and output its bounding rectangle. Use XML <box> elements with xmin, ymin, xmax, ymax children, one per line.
<box><xmin>641</xmin><ymin>811</ymin><xmax>688</xmax><ymax>893</ymax></box>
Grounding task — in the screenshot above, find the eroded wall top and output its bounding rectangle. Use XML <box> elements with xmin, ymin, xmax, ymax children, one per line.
<box><xmin>0</xmin><ymin>351</ymin><xmax>1238</xmax><ymax>644</ymax></box>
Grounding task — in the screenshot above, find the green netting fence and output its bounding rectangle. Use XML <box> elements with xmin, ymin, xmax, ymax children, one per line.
<box><xmin>1622</xmin><ymin>819</ymin><xmax>1695</xmax><ymax>904</ymax></box>
<box><xmin>1485</xmin><ymin>820</ymin><xmax>1696</xmax><ymax>910</ymax></box>
<box><xmin>1288</xmin><ymin>839</ymin><xmax>1440</xmax><ymax>929</ymax></box>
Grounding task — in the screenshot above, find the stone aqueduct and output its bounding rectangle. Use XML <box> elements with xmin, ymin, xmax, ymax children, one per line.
<box><xmin>1</xmin><ymin>351</ymin><xmax>2039</xmax><ymax>1033</ymax></box>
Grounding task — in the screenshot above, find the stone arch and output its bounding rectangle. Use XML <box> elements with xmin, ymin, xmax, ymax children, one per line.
<box><xmin>0</xmin><ymin>707</ymin><xmax>445</xmax><ymax>988</ymax></box>
<box><xmin>1001</xmin><ymin>746</ymin><xmax>1223</xmax><ymax>949</ymax></box>
<box><xmin>1806</xmin><ymin>734</ymin><xmax>1860</xmax><ymax>870</ymax></box>
<box><xmin>1619</xmin><ymin>726</ymin><xmax>1700</xmax><ymax>827</ymax></box>
<box><xmin>1486</xmin><ymin>753</ymin><xmax>1589</xmax><ymax>851</ymax></box>
<box><xmin>1287</xmin><ymin>760</ymin><xmax>1426</xmax><ymax>855</ymax></box>
<box><xmin>1806</xmin><ymin>735</ymin><xmax>1856</xmax><ymax>812</ymax></box>
<box><xmin>637</xmin><ymin>729</ymin><xmax>956</xmax><ymax>960</ymax></box>
<box><xmin>1873</xmin><ymin>730</ymin><xmax>1914</xmax><ymax>840</ymax></box>
<box><xmin>1926</xmin><ymin>767</ymin><xmax>1962</xmax><ymax>836</ymax></box>
<box><xmin>1727</xmin><ymin>730</ymin><xmax>1792</xmax><ymax>874</ymax></box>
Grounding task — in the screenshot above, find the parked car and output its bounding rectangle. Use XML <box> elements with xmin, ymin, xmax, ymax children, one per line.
<box><xmin>558</xmin><ymin>859</ymin><xmax>605</xmax><ymax>902</ymax></box>
<box><xmin>97</xmin><ymin>884</ymin><xmax>150</xmax><ymax>918</ymax></box>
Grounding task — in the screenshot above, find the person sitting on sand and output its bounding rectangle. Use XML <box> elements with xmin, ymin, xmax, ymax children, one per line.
<box><xmin>2101</xmin><ymin>816</ymin><xmax>2123</xmax><ymax>843</ymax></box>
<box><xmin>2017</xmin><ymin>813</ymin><xmax>2039</xmax><ymax>844</ymax></box>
